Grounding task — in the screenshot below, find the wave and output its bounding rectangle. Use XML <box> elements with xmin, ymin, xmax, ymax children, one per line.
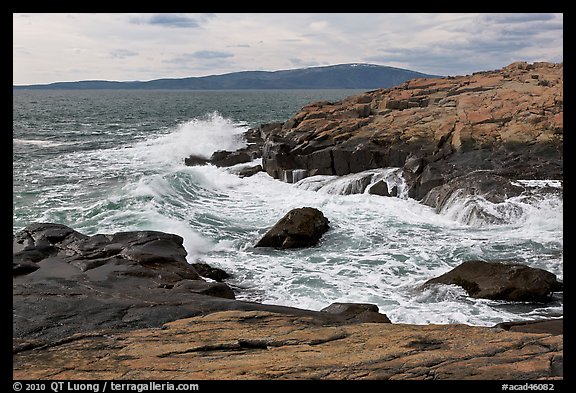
<box><xmin>437</xmin><ymin>184</ymin><xmax>563</xmax><ymax>229</ymax></box>
<box><xmin>295</xmin><ymin>168</ymin><xmax>408</xmax><ymax>197</ymax></box>
<box><xmin>13</xmin><ymin>138</ymin><xmax>70</xmax><ymax>147</ymax></box>
<box><xmin>295</xmin><ymin>168</ymin><xmax>563</xmax><ymax>234</ymax></box>
<box><xmin>123</xmin><ymin>111</ymin><xmax>248</xmax><ymax>166</ymax></box>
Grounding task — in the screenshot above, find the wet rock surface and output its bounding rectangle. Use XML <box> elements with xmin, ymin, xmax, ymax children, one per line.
<box><xmin>496</xmin><ymin>318</ymin><xmax>563</xmax><ymax>335</ymax></box>
<box><xmin>321</xmin><ymin>302</ymin><xmax>391</xmax><ymax>323</ymax></box>
<box><xmin>254</xmin><ymin>207</ymin><xmax>330</xmax><ymax>248</ymax></box>
<box><xmin>13</xmin><ymin>223</ymin><xmax>387</xmax><ymax>354</ymax></box>
<box><xmin>423</xmin><ymin>260</ymin><xmax>563</xmax><ymax>302</ymax></box>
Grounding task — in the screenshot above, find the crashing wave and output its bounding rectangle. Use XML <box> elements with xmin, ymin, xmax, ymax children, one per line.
<box><xmin>435</xmin><ymin>179</ymin><xmax>563</xmax><ymax>227</ymax></box>
<box><xmin>294</xmin><ymin>168</ymin><xmax>408</xmax><ymax>198</ymax></box>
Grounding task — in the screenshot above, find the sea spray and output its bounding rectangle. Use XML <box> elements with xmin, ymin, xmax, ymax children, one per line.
<box><xmin>126</xmin><ymin>111</ymin><xmax>248</xmax><ymax>165</ymax></box>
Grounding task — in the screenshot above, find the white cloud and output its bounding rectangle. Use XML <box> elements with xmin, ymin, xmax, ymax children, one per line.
<box><xmin>13</xmin><ymin>13</ymin><xmax>563</xmax><ymax>85</ymax></box>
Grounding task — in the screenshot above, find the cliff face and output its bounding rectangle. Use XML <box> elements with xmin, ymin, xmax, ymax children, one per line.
<box><xmin>260</xmin><ymin>61</ymin><xmax>563</xmax><ymax>200</ymax></box>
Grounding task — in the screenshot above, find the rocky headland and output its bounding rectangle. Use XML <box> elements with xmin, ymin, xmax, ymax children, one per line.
<box><xmin>14</xmin><ymin>62</ymin><xmax>563</xmax><ymax>380</ymax></box>
<box><xmin>188</xmin><ymin>61</ymin><xmax>562</xmax><ymax>209</ymax></box>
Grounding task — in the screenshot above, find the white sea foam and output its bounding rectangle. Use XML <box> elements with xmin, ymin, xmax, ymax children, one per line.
<box><xmin>512</xmin><ymin>179</ymin><xmax>562</xmax><ymax>188</ymax></box>
<box><xmin>127</xmin><ymin>111</ymin><xmax>248</xmax><ymax>165</ymax></box>
<box><xmin>295</xmin><ymin>168</ymin><xmax>408</xmax><ymax>197</ymax></box>
<box><xmin>13</xmin><ymin>138</ymin><xmax>69</xmax><ymax>147</ymax></box>
<box><xmin>436</xmin><ymin>186</ymin><xmax>563</xmax><ymax>230</ymax></box>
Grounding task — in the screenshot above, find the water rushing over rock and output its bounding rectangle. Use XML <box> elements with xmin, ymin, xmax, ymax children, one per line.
<box><xmin>295</xmin><ymin>167</ymin><xmax>408</xmax><ymax>197</ymax></box>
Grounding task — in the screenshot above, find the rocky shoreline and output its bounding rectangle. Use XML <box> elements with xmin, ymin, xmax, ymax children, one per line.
<box><xmin>186</xmin><ymin>61</ymin><xmax>562</xmax><ymax>210</ymax></box>
<box><xmin>13</xmin><ymin>219</ymin><xmax>563</xmax><ymax>380</ymax></box>
<box><xmin>14</xmin><ymin>61</ymin><xmax>563</xmax><ymax>380</ymax></box>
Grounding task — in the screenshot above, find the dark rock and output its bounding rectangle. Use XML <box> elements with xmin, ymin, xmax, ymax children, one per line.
<box><xmin>403</xmin><ymin>154</ymin><xmax>424</xmax><ymax>175</ymax></box>
<box><xmin>255</xmin><ymin>207</ymin><xmax>330</xmax><ymax>249</ymax></box>
<box><xmin>191</xmin><ymin>262</ymin><xmax>231</xmax><ymax>282</ymax></box>
<box><xmin>210</xmin><ymin>150</ymin><xmax>252</xmax><ymax>167</ymax></box>
<box><xmin>120</xmin><ymin>238</ymin><xmax>189</xmax><ymax>266</ymax></box>
<box><xmin>13</xmin><ymin>223</ymin><xmax>215</xmax><ymax>347</ymax></box>
<box><xmin>332</xmin><ymin>149</ymin><xmax>352</xmax><ymax>175</ymax></box>
<box><xmin>257</xmin><ymin>122</ymin><xmax>283</xmax><ymax>139</ymax></box>
<box><xmin>495</xmin><ymin>318</ymin><xmax>563</xmax><ymax>335</ymax></box>
<box><xmin>184</xmin><ymin>126</ymin><xmax>269</xmax><ymax>169</ymax></box>
<box><xmin>423</xmin><ymin>260</ymin><xmax>563</xmax><ymax>302</ymax></box>
<box><xmin>367</xmin><ymin>179</ymin><xmax>397</xmax><ymax>196</ymax></box>
<box><xmin>13</xmin><ymin>259</ymin><xmax>39</xmax><ymax>276</ymax></box>
<box><xmin>14</xmin><ymin>222</ymin><xmax>400</xmax><ymax>354</ymax></box>
<box><xmin>409</xmin><ymin>164</ymin><xmax>445</xmax><ymax>201</ymax></box>
<box><xmin>321</xmin><ymin>302</ymin><xmax>391</xmax><ymax>323</ymax></box>
<box><xmin>235</xmin><ymin>164</ymin><xmax>263</xmax><ymax>178</ymax></box>
<box><xmin>174</xmin><ymin>280</ymin><xmax>235</xmax><ymax>299</ymax></box>
<box><xmin>184</xmin><ymin>154</ymin><xmax>209</xmax><ymax>166</ymax></box>
<box><xmin>307</xmin><ymin>148</ymin><xmax>333</xmax><ymax>172</ymax></box>
<box><xmin>421</xmin><ymin>171</ymin><xmax>525</xmax><ymax>212</ymax></box>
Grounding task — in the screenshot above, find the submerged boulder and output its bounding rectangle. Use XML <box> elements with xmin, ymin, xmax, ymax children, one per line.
<box><xmin>255</xmin><ymin>207</ymin><xmax>330</xmax><ymax>249</ymax></box>
<box><xmin>423</xmin><ymin>260</ymin><xmax>563</xmax><ymax>302</ymax></box>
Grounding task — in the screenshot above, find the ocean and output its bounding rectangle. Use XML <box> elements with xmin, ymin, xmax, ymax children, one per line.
<box><xmin>13</xmin><ymin>89</ymin><xmax>563</xmax><ymax>326</ymax></box>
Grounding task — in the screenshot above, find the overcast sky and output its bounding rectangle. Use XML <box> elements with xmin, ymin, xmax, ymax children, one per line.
<box><xmin>13</xmin><ymin>13</ymin><xmax>563</xmax><ymax>85</ymax></box>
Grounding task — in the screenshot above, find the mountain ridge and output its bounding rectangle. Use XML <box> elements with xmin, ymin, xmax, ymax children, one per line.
<box><xmin>13</xmin><ymin>63</ymin><xmax>441</xmax><ymax>90</ymax></box>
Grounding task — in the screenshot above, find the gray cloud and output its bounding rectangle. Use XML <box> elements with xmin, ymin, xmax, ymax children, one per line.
<box><xmin>289</xmin><ymin>58</ymin><xmax>304</xmax><ymax>66</ymax></box>
<box><xmin>191</xmin><ymin>50</ymin><xmax>234</xmax><ymax>59</ymax></box>
<box><xmin>481</xmin><ymin>13</ymin><xmax>556</xmax><ymax>24</ymax></box>
<box><xmin>365</xmin><ymin>43</ymin><xmax>519</xmax><ymax>76</ymax></box>
<box><xmin>130</xmin><ymin>13</ymin><xmax>204</xmax><ymax>29</ymax></box>
<box><xmin>164</xmin><ymin>51</ymin><xmax>234</xmax><ymax>65</ymax></box>
<box><xmin>150</xmin><ymin>14</ymin><xmax>199</xmax><ymax>28</ymax></box>
<box><xmin>362</xmin><ymin>13</ymin><xmax>562</xmax><ymax>76</ymax></box>
<box><xmin>110</xmin><ymin>49</ymin><xmax>139</xmax><ymax>59</ymax></box>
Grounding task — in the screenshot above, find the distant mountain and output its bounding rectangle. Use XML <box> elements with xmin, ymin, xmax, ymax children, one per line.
<box><xmin>13</xmin><ymin>64</ymin><xmax>441</xmax><ymax>90</ymax></box>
